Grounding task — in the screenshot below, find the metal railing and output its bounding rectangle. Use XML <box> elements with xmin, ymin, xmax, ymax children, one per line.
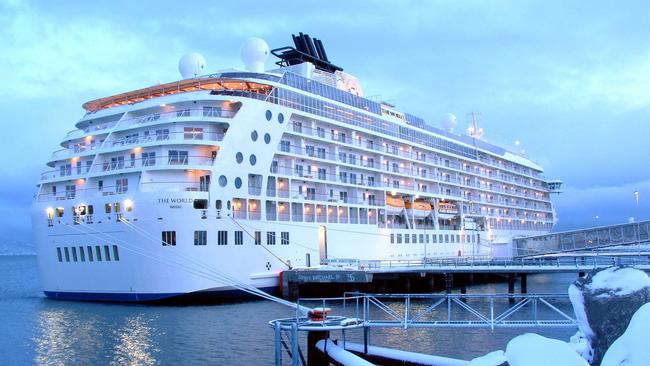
<box><xmin>515</xmin><ymin>220</ymin><xmax>650</xmax><ymax>257</ymax></box>
<box><xmin>269</xmin><ymin>292</ymin><xmax>577</xmax><ymax>365</ymax></box>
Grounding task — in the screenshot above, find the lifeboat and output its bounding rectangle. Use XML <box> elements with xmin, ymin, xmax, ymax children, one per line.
<box><xmin>405</xmin><ymin>199</ymin><xmax>432</xmax><ymax>218</ymax></box>
<box><xmin>386</xmin><ymin>195</ymin><xmax>405</xmax><ymax>215</ymax></box>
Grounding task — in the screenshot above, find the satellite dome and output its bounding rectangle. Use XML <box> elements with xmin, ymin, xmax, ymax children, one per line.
<box><xmin>241</xmin><ymin>37</ymin><xmax>270</xmax><ymax>72</ymax></box>
<box><xmin>178</xmin><ymin>53</ymin><xmax>207</xmax><ymax>79</ymax></box>
<box><xmin>442</xmin><ymin>113</ymin><xmax>457</xmax><ymax>132</ymax></box>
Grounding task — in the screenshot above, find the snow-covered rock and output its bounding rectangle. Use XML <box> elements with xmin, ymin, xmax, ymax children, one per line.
<box><xmin>505</xmin><ymin>333</ymin><xmax>589</xmax><ymax>366</ymax></box>
<box><xmin>569</xmin><ymin>267</ymin><xmax>650</xmax><ymax>365</ymax></box>
<box><xmin>601</xmin><ymin>303</ymin><xmax>650</xmax><ymax>366</ymax></box>
<box><xmin>468</xmin><ymin>350</ymin><xmax>507</xmax><ymax>366</ymax></box>
<box><xmin>568</xmin><ymin>330</ymin><xmax>594</xmax><ymax>363</ymax></box>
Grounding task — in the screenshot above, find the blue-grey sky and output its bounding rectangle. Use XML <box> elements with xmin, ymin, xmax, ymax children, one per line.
<box><xmin>1</xmin><ymin>0</ymin><xmax>648</xmax><ymax>248</ymax></box>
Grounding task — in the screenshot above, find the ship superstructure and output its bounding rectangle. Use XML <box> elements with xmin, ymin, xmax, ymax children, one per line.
<box><xmin>32</xmin><ymin>34</ymin><xmax>559</xmax><ymax>301</ymax></box>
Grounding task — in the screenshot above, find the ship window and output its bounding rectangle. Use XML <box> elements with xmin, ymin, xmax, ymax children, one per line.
<box><xmin>396</xmin><ymin>234</ymin><xmax>402</xmax><ymax>244</ymax></box>
<box><xmin>142</xmin><ymin>152</ymin><xmax>156</xmax><ymax>166</ymax></box>
<box><xmin>193</xmin><ymin>199</ymin><xmax>208</xmax><ymax>209</ymax></box>
<box><xmin>227</xmin><ymin>200</ymin><xmax>231</xmax><ymax>210</ymax></box>
<box><xmin>251</xmin><ymin>130</ymin><xmax>258</xmax><ymax>141</ymax></box>
<box><xmin>412</xmin><ymin>234</ymin><xmax>417</xmax><ymax>244</ymax></box>
<box><xmin>113</xmin><ymin>245</ymin><xmax>120</xmax><ymax>261</ymax></box>
<box><xmin>390</xmin><ymin>234</ymin><xmax>395</xmax><ymax>244</ymax></box>
<box><xmin>56</xmin><ymin>247</ymin><xmax>62</xmax><ymax>262</ymax></box>
<box><xmin>162</xmin><ymin>231</ymin><xmax>176</xmax><ymax>246</ymax></box>
<box><xmin>104</xmin><ymin>245</ymin><xmax>111</xmax><ymax>261</ymax></box>
<box><xmin>56</xmin><ymin>207</ymin><xmax>64</xmax><ymax>217</ymax></box>
<box><xmin>169</xmin><ymin>150</ymin><xmax>188</xmax><ymax>165</ymax></box>
<box><xmin>267</xmin><ymin>231</ymin><xmax>276</xmax><ymax>245</ymax></box>
<box><xmin>278</xmin><ymin>113</ymin><xmax>284</xmax><ymax>124</ymax></box>
<box><xmin>215</xmin><ymin>200</ymin><xmax>222</xmax><ymax>209</ymax></box>
<box><xmin>254</xmin><ymin>231</ymin><xmax>261</xmax><ymax>245</ymax></box>
<box><xmin>87</xmin><ymin>246</ymin><xmax>94</xmax><ymax>261</ymax></box>
<box><xmin>265</xmin><ymin>110</ymin><xmax>272</xmax><ymax>121</ymax></box>
<box><xmin>235</xmin><ymin>177</ymin><xmax>242</xmax><ymax>189</ymax></box>
<box><xmin>105</xmin><ymin>203</ymin><xmax>112</xmax><ymax>214</ymax></box>
<box><xmin>116</xmin><ymin>178</ymin><xmax>128</xmax><ymax>194</ymax></box>
<box><xmin>236</xmin><ymin>152</ymin><xmax>243</xmax><ymax>164</ymax></box>
<box><xmin>432</xmin><ymin>235</ymin><xmax>437</xmax><ymax>243</ymax></box>
<box><xmin>65</xmin><ymin>185</ymin><xmax>76</xmax><ymax>199</ymax></box>
<box><xmin>114</xmin><ymin>202</ymin><xmax>121</xmax><ymax>213</ymax></box>
<box><xmin>419</xmin><ymin>234</ymin><xmax>424</xmax><ymax>243</ymax></box>
<box><xmin>194</xmin><ymin>230</ymin><xmax>207</xmax><ymax>246</ymax></box>
<box><xmin>184</xmin><ymin>127</ymin><xmax>203</xmax><ymax>140</ymax></box>
<box><xmin>79</xmin><ymin>246</ymin><xmax>85</xmax><ymax>262</ymax></box>
<box><xmin>218</xmin><ymin>230</ymin><xmax>228</xmax><ymax>245</ymax></box>
<box><xmin>264</xmin><ymin>133</ymin><xmax>271</xmax><ymax>144</ymax></box>
<box><xmin>64</xmin><ymin>247</ymin><xmax>70</xmax><ymax>262</ymax></box>
<box><xmin>445</xmin><ymin>234</ymin><xmax>449</xmax><ymax>243</ymax></box>
<box><xmin>218</xmin><ymin>175</ymin><xmax>227</xmax><ymax>187</ymax></box>
<box><xmin>457</xmin><ymin>235</ymin><xmax>460</xmax><ymax>243</ymax></box>
<box><xmin>249</xmin><ymin>154</ymin><xmax>257</xmax><ymax>166</ymax></box>
<box><xmin>405</xmin><ymin>234</ymin><xmax>409</xmax><ymax>244</ymax></box>
<box><xmin>235</xmin><ymin>231</ymin><xmax>243</xmax><ymax>245</ymax></box>
<box><xmin>281</xmin><ymin>232</ymin><xmax>289</xmax><ymax>245</ymax></box>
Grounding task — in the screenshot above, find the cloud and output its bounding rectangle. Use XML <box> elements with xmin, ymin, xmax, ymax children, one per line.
<box><xmin>553</xmin><ymin>179</ymin><xmax>650</xmax><ymax>231</ymax></box>
<box><xmin>0</xmin><ymin>1</ymin><xmax>186</xmax><ymax>99</ymax></box>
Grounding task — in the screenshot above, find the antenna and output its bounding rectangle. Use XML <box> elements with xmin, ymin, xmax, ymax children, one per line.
<box><xmin>467</xmin><ymin>111</ymin><xmax>484</xmax><ymax>139</ymax></box>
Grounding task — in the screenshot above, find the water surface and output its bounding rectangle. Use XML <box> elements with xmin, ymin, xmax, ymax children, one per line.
<box><xmin>0</xmin><ymin>255</ymin><xmax>578</xmax><ymax>364</ymax></box>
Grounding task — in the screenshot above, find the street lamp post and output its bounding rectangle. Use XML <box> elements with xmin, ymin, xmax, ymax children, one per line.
<box><xmin>633</xmin><ymin>191</ymin><xmax>640</xmax><ymax>257</ymax></box>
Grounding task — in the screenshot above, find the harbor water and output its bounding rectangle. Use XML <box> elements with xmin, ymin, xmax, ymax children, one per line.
<box><xmin>2</xmin><ymin>255</ymin><xmax>577</xmax><ymax>365</ymax></box>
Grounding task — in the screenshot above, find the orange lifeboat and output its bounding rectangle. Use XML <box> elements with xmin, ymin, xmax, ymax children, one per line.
<box><xmin>405</xmin><ymin>199</ymin><xmax>432</xmax><ymax>218</ymax></box>
<box><xmin>386</xmin><ymin>195</ymin><xmax>405</xmax><ymax>214</ymax></box>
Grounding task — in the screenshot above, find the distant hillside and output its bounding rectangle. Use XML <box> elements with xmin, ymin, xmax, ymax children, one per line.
<box><xmin>0</xmin><ymin>241</ymin><xmax>35</xmax><ymax>256</ymax></box>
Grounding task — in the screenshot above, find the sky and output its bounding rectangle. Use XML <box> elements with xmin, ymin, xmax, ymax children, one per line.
<box><xmin>0</xmin><ymin>0</ymin><xmax>648</xmax><ymax>248</ymax></box>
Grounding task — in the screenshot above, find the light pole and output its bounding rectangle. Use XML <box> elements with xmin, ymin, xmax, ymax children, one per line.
<box><xmin>633</xmin><ymin>191</ymin><xmax>640</xmax><ymax>256</ymax></box>
<box><xmin>595</xmin><ymin>215</ymin><xmax>599</xmax><ymax>226</ymax></box>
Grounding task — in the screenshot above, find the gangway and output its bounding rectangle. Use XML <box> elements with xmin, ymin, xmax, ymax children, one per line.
<box><xmin>514</xmin><ymin>220</ymin><xmax>650</xmax><ymax>258</ymax></box>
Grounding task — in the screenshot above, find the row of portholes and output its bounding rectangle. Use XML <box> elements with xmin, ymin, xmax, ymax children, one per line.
<box><xmin>266</xmin><ymin>110</ymin><xmax>284</xmax><ymax>124</ymax></box>
<box><xmin>218</xmin><ymin>175</ymin><xmax>245</xmax><ymax>189</ymax></box>
<box><xmin>235</xmin><ymin>152</ymin><xmax>257</xmax><ymax>165</ymax></box>
<box><xmin>250</xmin><ymin>130</ymin><xmax>272</xmax><ymax>144</ymax></box>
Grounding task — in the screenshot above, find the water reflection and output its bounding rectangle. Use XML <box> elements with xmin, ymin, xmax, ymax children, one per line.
<box><xmin>33</xmin><ymin>302</ymin><xmax>159</xmax><ymax>365</ymax></box>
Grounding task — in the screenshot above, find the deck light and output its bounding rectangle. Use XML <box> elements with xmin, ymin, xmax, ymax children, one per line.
<box><xmin>46</xmin><ymin>207</ymin><xmax>54</xmax><ymax>219</ymax></box>
<box><xmin>124</xmin><ymin>199</ymin><xmax>134</xmax><ymax>211</ymax></box>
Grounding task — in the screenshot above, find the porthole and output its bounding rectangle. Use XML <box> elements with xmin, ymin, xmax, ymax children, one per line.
<box><xmin>264</xmin><ymin>133</ymin><xmax>271</xmax><ymax>144</ymax></box>
<box><xmin>218</xmin><ymin>175</ymin><xmax>227</xmax><ymax>187</ymax></box>
<box><xmin>265</xmin><ymin>110</ymin><xmax>272</xmax><ymax>121</ymax></box>
<box><xmin>235</xmin><ymin>152</ymin><xmax>243</xmax><ymax>164</ymax></box>
<box><xmin>278</xmin><ymin>113</ymin><xmax>284</xmax><ymax>124</ymax></box>
<box><xmin>249</xmin><ymin>154</ymin><xmax>257</xmax><ymax>165</ymax></box>
<box><xmin>251</xmin><ymin>130</ymin><xmax>258</xmax><ymax>141</ymax></box>
<box><xmin>235</xmin><ymin>177</ymin><xmax>242</xmax><ymax>189</ymax></box>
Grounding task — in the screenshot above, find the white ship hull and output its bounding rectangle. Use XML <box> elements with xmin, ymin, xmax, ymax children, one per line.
<box><xmin>32</xmin><ymin>35</ymin><xmax>558</xmax><ymax>302</ymax></box>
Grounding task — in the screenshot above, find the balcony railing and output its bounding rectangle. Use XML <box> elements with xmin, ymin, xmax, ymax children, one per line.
<box><xmin>52</xmin><ymin>130</ymin><xmax>224</xmax><ymax>161</ymax></box>
<box><xmin>41</xmin><ymin>154</ymin><xmax>214</xmax><ymax>181</ymax></box>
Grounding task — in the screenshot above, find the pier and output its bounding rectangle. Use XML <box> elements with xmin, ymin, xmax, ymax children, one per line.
<box><xmin>280</xmin><ymin>255</ymin><xmax>650</xmax><ymax>299</ymax></box>
<box><xmin>280</xmin><ymin>221</ymin><xmax>650</xmax><ymax>300</ymax></box>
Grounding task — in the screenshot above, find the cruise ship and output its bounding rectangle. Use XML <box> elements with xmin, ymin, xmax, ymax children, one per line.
<box><xmin>32</xmin><ymin>33</ymin><xmax>561</xmax><ymax>301</ymax></box>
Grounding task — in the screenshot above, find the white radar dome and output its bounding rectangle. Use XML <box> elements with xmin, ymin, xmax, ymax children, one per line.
<box><xmin>178</xmin><ymin>52</ymin><xmax>207</xmax><ymax>79</ymax></box>
<box><xmin>241</xmin><ymin>37</ymin><xmax>270</xmax><ymax>72</ymax></box>
<box><xmin>442</xmin><ymin>113</ymin><xmax>457</xmax><ymax>132</ymax></box>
